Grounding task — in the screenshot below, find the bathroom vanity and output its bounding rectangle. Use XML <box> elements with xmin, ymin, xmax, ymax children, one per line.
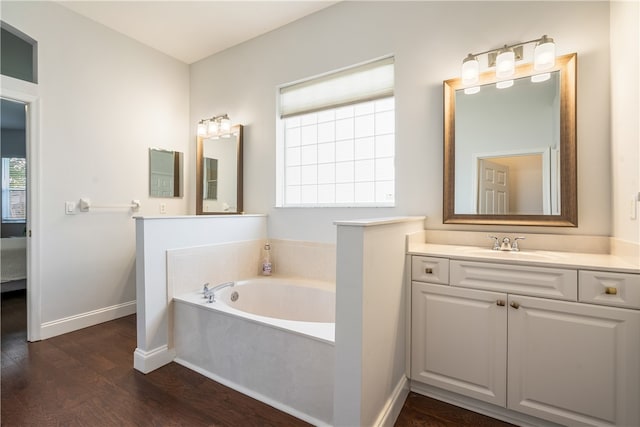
<box><xmin>408</xmin><ymin>240</ymin><xmax>640</xmax><ymax>427</ymax></box>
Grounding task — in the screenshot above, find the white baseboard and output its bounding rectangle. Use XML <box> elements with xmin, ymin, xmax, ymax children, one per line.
<box><xmin>133</xmin><ymin>345</ymin><xmax>176</xmax><ymax>374</ymax></box>
<box><xmin>40</xmin><ymin>300</ymin><xmax>136</xmax><ymax>340</ymax></box>
<box><xmin>174</xmin><ymin>357</ymin><xmax>331</xmax><ymax>427</ymax></box>
<box><xmin>374</xmin><ymin>375</ymin><xmax>410</xmax><ymax>427</ymax></box>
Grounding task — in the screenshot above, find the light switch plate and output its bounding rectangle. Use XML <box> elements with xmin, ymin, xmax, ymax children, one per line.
<box><xmin>65</xmin><ymin>201</ymin><xmax>76</xmax><ymax>215</ymax></box>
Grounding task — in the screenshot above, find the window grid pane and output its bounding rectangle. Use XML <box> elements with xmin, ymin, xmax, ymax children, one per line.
<box><xmin>283</xmin><ymin>97</ymin><xmax>394</xmax><ymax>206</ymax></box>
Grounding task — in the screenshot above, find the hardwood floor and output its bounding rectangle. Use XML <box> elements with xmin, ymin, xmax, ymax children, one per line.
<box><xmin>1</xmin><ymin>291</ymin><xmax>513</xmax><ymax>426</ymax></box>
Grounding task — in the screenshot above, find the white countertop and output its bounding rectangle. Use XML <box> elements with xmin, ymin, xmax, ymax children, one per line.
<box><xmin>409</xmin><ymin>243</ymin><xmax>640</xmax><ymax>274</ymax></box>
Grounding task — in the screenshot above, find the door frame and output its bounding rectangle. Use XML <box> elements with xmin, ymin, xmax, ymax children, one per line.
<box><xmin>471</xmin><ymin>147</ymin><xmax>551</xmax><ymax>215</ymax></box>
<box><xmin>1</xmin><ymin>75</ymin><xmax>41</xmax><ymax>341</ymax></box>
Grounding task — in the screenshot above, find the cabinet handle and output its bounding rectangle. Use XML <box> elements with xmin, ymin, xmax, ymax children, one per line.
<box><xmin>496</xmin><ymin>300</ymin><xmax>506</xmax><ymax>306</ymax></box>
<box><xmin>510</xmin><ymin>301</ymin><xmax>520</xmax><ymax>309</ymax></box>
<box><xmin>605</xmin><ymin>287</ymin><xmax>618</xmax><ymax>295</ymax></box>
<box><xmin>424</xmin><ymin>268</ymin><xmax>433</xmax><ymax>274</ymax></box>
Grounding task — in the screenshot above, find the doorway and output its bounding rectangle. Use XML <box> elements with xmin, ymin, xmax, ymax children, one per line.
<box><xmin>1</xmin><ymin>97</ymin><xmax>28</xmax><ymax>342</ymax></box>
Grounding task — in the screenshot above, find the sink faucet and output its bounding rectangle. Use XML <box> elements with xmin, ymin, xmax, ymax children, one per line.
<box><xmin>500</xmin><ymin>237</ymin><xmax>512</xmax><ymax>250</ymax></box>
<box><xmin>203</xmin><ymin>281</ymin><xmax>235</xmax><ymax>303</ymax></box>
<box><xmin>488</xmin><ymin>235</ymin><xmax>526</xmax><ymax>251</ymax></box>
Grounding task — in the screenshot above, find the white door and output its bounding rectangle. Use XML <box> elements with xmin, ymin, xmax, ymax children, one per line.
<box><xmin>478</xmin><ymin>159</ymin><xmax>509</xmax><ymax>214</ymax></box>
<box><xmin>507</xmin><ymin>295</ymin><xmax>640</xmax><ymax>426</ymax></box>
<box><xmin>411</xmin><ymin>282</ymin><xmax>507</xmax><ymax>406</ymax></box>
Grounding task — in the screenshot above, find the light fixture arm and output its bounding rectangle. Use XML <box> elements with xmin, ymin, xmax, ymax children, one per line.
<box><xmin>466</xmin><ymin>35</ymin><xmax>551</xmax><ymax>59</ymax></box>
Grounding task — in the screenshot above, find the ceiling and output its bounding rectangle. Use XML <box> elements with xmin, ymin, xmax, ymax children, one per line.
<box><xmin>56</xmin><ymin>1</ymin><xmax>338</xmax><ymax>64</ymax></box>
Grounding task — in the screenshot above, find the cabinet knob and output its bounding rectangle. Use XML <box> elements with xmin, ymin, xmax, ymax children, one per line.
<box><xmin>510</xmin><ymin>301</ymin><xmax>520</xmax><ymax>309</ymax></box>
<box><xmin>496</xmin><ymin>300</ymin><xmax>506</xmax><ymax>306</ymax></box>
<box><xmin>605</xmin><ymin>287</ymin><xmax>618</xmax><ymax>295</ymax></box>
<box><xmin>424</xmin><ymin>268</ymin><xmax>433</xmax><ymax>274</ymax></box>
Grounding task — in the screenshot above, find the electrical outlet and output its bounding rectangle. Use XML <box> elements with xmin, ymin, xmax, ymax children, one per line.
<box><xmin>65</xmin><ymin>201</ymin><xmax>76</xmax><ymax>215</ymax></box>
<box><xmin>631</xmin><ymin>196</ymin><xmax>638</xmax><ymax>221</ymax></box>
<box><xmin>159</xmin><ymin>203</ymin><xmax>167</xmax><ymax>214</ymax></box>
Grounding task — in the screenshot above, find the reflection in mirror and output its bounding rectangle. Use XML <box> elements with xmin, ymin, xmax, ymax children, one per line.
<box><xmin>455</xmin><ymin>73</ymin><xmax>560</xmax><ymax>215</ymax></box>
<box><xmin>443</xmin><ymin>53</ymin><xmax>576</xmax><ymax>226</ymax></box>
<box><xmin>196</xmin><ymin>125</ymin><xmax>243</xmax><ymax>214</ymax></box>
<box><xmin>149</xmin><ymin>148</ymin><xmax>183</xmax><ymax>198</ymax></box>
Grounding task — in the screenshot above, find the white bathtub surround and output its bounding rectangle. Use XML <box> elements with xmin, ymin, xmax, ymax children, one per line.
<box><xmin>166</xmin><ymin>240</ymin><xmax>265</xmax><ymax>300</ymax></box>
<box><xmin>268</xmin><ymin>239</ymin><xmax>336</xmax><ymax>282</ymax></box>
<box><xmin>333</xmin><ymin>216</ymin><xmax>425</xmax><ymax>427</ymax></box>
<box><xmin>173</xmin><ymin>277</ymin><xmax>335</xmax><ymax>426</ymax></box>
<box><xmin>134</xmin><ymin>214</ymin><xmax>267</xmax><ymax>373</ymax></box>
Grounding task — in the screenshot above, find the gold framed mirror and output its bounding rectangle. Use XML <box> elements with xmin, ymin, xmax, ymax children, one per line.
<box><xmin>443</xmin><ymin>53</ymin><xmax>577</xmax><ymax>226</ymax></box>
<box><xmin>196</xmin><ymin>124</ymin><xmax>243</xmax><ymax>214</ymax></box>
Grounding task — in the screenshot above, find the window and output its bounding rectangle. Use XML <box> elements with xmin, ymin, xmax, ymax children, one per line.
<box><xmin>1</xmin><ymin>21</ymin><xmax>38</xmax><ymax>83</ymax></box>
<box><xmin>277</xmin><ymin>57</ymin><xmax>395</xmax><ymax>207</ymax></box>
<box><xmin>2</xmin><ymin>158</ymin><xmax>26</xmax><ymax>222</ymax></box>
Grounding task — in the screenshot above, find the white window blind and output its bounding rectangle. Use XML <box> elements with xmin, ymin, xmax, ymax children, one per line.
<box><xmin>279</xmin><ymin>57</ymin><xmax>394</xmax><ymax>118</ymax></box>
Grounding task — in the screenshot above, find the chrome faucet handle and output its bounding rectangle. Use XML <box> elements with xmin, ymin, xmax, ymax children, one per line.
<box><xmin>207</xmin><ymin>293</ymin><xmax>215</xmax><ymax>303</ymax></box>
<box><xmin>488</xmin><ymin>235</ymin><xmax>500</xmax><ymax>250</ymax></box>
<box><xmin>512</xmin><ymin>237</ymin><xmax>526</xmax><ymax>251</ymax></box>
<box><xmin>500</xmin><ymin>237</ymin><xmax>511</xmax><ymax>251</ymax></box>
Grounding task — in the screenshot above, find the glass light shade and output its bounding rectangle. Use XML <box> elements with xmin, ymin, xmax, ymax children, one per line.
<box><xmin>496</xmin><ymin>48</ymin><xmax>515</xmax><ymax>78</ymax></box>
<box><xmin>461</xmin><ymin>55</ymin><xmax>479</xmax><ymax>85</ymax></box>
<box><xmin>531</xmin><ymin>73</ymin><xmax>551</xmax><ymax>83</ymax></box>
<box><xmin>496</xmin><ymin>80</ymin><xmax>514</xmax><ymax>89</ymax></box>
<box><xmin>220</xmin><ymin>117</ymin><xmax>231</xmax><ymax>133</ymax></box>
<box><xmin>534</xmin><ymin>37</ymin><xmax>555</xmax><ymax>71</ymax></box>
<box><xmin>464</xmin><ymin>86</ymin><xmax>481</xmax><ymax>95</ymax></box>
<box><xmin>197</xmin><ymin>122</ymin><xmax>207</xmax><ymax>137</ymax></box>
<box><xmin>207</xmin><ymin>120</ymin><xmax>219</xmax><ymax>135</ymax></box>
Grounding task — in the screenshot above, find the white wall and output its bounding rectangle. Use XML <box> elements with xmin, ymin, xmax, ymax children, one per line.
<box><xmin>610</xmin><ymin>1</ymin><xmax>640</xmax><ymax>245</ymax></box>
<box><xmin>1</xmin><ymin>1</ymin><xmax>190</xmax><ymax>337</ymax></box>
<box><xmin>190</xmin><ymin>1</ymin><xmax>613</xmax><ymax>243</ymax></box>
<box><xmin>334</xmin><ymin>217</ymin><xmax>424</xmax><ymax>426</ymax></box>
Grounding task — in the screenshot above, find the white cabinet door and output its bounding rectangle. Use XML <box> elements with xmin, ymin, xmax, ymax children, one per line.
<box><xmin>508</xmin><ymin>295</ymin><xmax>640</xmax><ymax>426</ymax></box>
<box><xmin>411</xmin><ymin>282</ymin><xmax>507</xmax><ymax>406</ymax></box>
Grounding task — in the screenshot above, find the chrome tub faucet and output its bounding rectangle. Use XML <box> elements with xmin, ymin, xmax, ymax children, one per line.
<box><xmin>203</xmin><ymin>281</ymin><xmax>235</xmax><ymax>303</ymax></box>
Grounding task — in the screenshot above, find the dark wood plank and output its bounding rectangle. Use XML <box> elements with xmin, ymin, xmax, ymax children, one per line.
<box><xmin>2</xmin><ymin>291</ymin><xmax>514</xmax><ymax>426</ymax></box>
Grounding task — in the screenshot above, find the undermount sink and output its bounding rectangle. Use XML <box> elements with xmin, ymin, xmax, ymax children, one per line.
<box><xmin>456</xmin><ymin>247</ymin><xmax>567</xmax><ymax>261</ymax></box>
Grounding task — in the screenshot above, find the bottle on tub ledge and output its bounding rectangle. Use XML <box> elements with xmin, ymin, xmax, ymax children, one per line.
<box><xmin>261</xmin><ymin>242</ymin><xmax>272</xmax><ymax>276</ymax></box>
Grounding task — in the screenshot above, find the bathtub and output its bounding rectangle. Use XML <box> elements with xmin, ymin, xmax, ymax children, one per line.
<box><xmin>173</xmin><ymin>277</ymin><xmax>335</xmax><ymax>426</ymax></box>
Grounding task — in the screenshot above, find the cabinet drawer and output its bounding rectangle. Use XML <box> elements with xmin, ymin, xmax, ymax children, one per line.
<box><xmin>579</xmin><ymin>271</ymin><xmax>640</xmax><ymax>309</ymax></box>
<box><xmin>450</xmin><ymin>260</ymin><xmax>577</xmax><ymax>300</ymax></box>
<box><xmin>412</xmin><ymin>256</ymin><xmax>449</xmax><ymax>284</ymax></box>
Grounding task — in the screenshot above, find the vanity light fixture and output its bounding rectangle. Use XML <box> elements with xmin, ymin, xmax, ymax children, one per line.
<box><xmin>461</xmin><ymin>54</ymin><xmax>480</xmax><ymax>85</ymax></box>
<box><xmin>496</xmin><ymin>79</ymin><xmax>514</xmax><ymax>89</ymax></box>
<box><xmin>464</xmin><ymin>86</ymin><xmax>481</xmax><ymax>95</ymax></box>
<box><xmin>534</xmin><ymin>35</ymin><xmax>556</xmax><ymax>71</ymax></box>
<box><xmin>197</xmin><ymin>114</ymin><xmax>234</xmax><ymax>138</ymax></box>
<box><xmin>495</xmin><ymin>46</ymin><xmax>516</xmax><ymax>78</ymax></box>
<box><xmin>460</xmin><ymin>35</ymin><xmax>556</xmax><ymax>92</ymax></box>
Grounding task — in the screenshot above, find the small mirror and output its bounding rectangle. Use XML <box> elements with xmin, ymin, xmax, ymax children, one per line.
<box><xmin>443</xmin><ymin>53</ymin><xmax>577</xmax><ymax>226</ymax></box>
<box><xmin>149</xmin><ymin>148</ymin><xmax>183</xmax><ymax>198</ymax></box>
<box><xmin>196</xmin><ymin>125</ymin><xmax>243</xmax><ymax>214</ymax></box>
